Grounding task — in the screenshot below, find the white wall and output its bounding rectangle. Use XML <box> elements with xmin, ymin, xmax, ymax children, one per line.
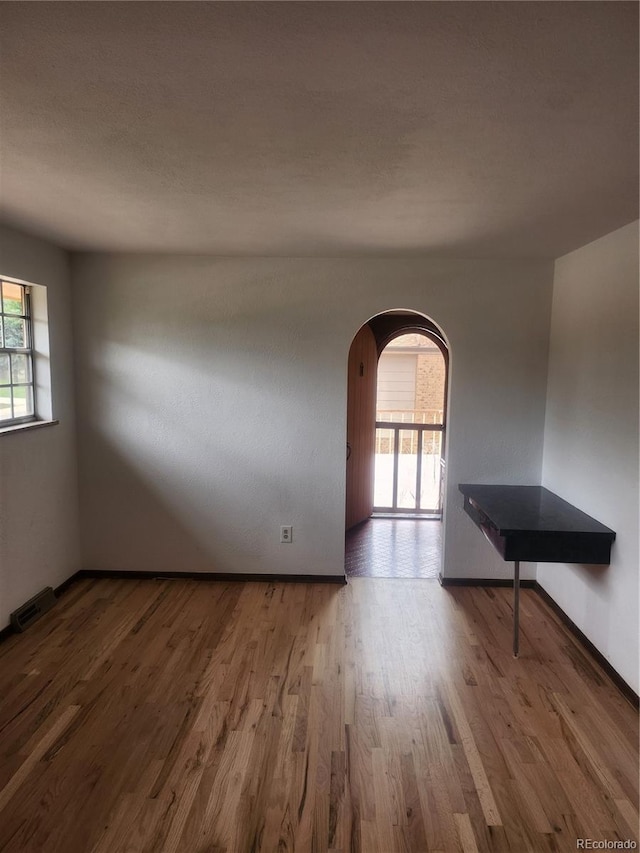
<box><xmin>540</xmin><ymin>221</ymin><xmax>639</xmax><ymax>693</ymax></box>
<box><xmin>72</xmin><ymin>255</ymin><xmax>553</xmax><ymax>581</ymax></box>
<box><xmin>0</xmin><ymin>224</ymin><xmax>81</xmax><ymax>628</ymax></box>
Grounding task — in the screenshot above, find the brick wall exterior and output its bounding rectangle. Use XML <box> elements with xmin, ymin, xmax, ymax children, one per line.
<box><xmin>415</xmin><ymin>351</ymin><xmax>445</xmax><ymax>420</ymax></box>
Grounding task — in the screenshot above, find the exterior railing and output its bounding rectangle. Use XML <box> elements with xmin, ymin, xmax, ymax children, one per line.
<box><xmin>374</xmin><ymin>411</ymin><xmax>445</xmax><ymax>514</ymax></box>
<box><xmin>376</xmin><ymin>409</ymin><xmax>444</xmax><ymax>425</ymax></box>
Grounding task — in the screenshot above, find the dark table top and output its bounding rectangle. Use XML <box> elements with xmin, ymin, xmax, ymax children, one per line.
<box><xmin>458</xmin><ymin>484</ymin><xmax>616</xmax><ymax>537</ymax></box>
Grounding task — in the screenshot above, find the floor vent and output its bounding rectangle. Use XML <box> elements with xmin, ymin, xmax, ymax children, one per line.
<box><xmin>10</xmin><ymin>587</ymin><xmax>57</xmax><ymax>632</ymax></box>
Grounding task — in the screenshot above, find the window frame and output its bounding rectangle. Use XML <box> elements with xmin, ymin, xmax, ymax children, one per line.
<box><xmin>0</xmin><ymin>280</ymin><xmax>37</xmax><ymax>427</ymax></box>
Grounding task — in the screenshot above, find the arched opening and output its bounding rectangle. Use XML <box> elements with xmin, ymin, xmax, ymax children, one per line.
<box><xmin>375</xmin><ymin>331</ymin><xmax>447</xmax><ymax>515</ymax></box>
<box><xmin>345</xmin><ymin>310</ymin><xmax>449</xmax><ymax>578</ymax></box>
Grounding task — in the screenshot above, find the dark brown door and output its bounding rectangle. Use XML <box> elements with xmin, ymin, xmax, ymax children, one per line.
<box><xmin>345</xmin><ymin>324</ymin><xmax>377</xmax><ymax>530</ymax></box>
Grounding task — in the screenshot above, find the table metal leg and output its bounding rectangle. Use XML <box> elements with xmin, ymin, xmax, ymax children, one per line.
<box><xmin>513</xmin><ymin>560</ymin><xmax>520</xmax><ymax>657</ymax></box>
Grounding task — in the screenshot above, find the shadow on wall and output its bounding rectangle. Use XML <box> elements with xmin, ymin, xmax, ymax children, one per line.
<box><xmin>76</xmin><ymin>319</ymin><xmax>343</xmax><ymax>575</ymax></box>
<box><xmin>80</xmin><ymin>424</ymin><xmax>224</xmax><ymax>573</ymax></box>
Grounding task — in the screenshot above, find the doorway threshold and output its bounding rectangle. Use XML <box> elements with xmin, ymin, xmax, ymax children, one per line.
<box><xmin>371</xmin><ymin>512</ymin><xmax>442</xmax><ymax>521</ymax></box>
<box><xmin>346</xmin><ymin>515</ymin><xmax>442</xmax><ymax>578</ymax></box>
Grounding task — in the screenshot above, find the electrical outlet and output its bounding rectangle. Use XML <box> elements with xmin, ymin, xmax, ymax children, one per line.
<box><xmin>280</xmin><ymin>525</ymin><xmax>293</xmax><ymax>544</ymax></box>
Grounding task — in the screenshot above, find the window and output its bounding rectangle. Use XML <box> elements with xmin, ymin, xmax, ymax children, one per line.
<box><xmin>0</xmin><ymin>280</ymin><xmax>35</xmax><ymax>425</ymax></box>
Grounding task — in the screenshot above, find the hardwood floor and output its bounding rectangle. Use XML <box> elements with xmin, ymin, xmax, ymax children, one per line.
<box><xmin>0</xmin><ymin>578</ymin><xmax>637</xmax><ymax>852</ymax></box>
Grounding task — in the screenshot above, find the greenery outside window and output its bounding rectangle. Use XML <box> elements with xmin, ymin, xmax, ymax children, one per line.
<box><xmin>0</xmin><ymin>280</ymin><xmax>35</xmax><ymax>425</ymax></box>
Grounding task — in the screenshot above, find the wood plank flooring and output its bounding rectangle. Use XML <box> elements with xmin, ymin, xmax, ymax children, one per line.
<box><xmin>0</xmin><ymin>578</ymin><xmax>637</xmax><ymax>852</ymax></box>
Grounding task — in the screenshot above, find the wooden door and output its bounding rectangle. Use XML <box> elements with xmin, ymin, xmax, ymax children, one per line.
<box><xmin>346</xmin><ymin>324</ymin><xmax>378</xmax><ymax>530</ymax></box>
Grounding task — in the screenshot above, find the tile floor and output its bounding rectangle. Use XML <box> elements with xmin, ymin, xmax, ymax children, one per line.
<box><xmin>344</xmin><ymin>517</ymin><xmax>442</xmax><ymax>578</ymax></box>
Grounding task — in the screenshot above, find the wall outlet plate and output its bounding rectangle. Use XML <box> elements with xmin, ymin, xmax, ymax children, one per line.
<box><xmin>280</xmin><ymin>525</ymin><xmax>293</xmax><ymax>543</ymax></box>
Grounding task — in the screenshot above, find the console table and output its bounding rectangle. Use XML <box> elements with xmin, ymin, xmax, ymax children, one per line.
<box><xmin>458</xmin><ymin>484</ymin><xmax>616</xmax><ymax>657</ymax></box>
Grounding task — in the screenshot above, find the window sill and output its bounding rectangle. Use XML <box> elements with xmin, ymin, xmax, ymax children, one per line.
<box><xmin>0</xmin><ymin>418</ymin><xmax>59</xmax><ymax>437</ymax></box>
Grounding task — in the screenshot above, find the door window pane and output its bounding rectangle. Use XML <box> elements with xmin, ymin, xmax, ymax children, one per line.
<box><xmin>374</xmin><ymin>428</ymin><xmax>395</xmax><ymax>508</ymax></box>
<box><xmin>420</xmin><ymin>431</ymin><xmax>442</xmax><ymax>512</ymax></box>
<box><xmin>397</xmin><ymin>429</ymin><xmax>419</xmax><ymax>509</ymax></box>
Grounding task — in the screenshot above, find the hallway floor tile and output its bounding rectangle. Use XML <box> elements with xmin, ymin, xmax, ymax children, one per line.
<box><xmin>345</xmin><ymin>518</ymin><xmax>441</xmax><ymax>578</ymax></box>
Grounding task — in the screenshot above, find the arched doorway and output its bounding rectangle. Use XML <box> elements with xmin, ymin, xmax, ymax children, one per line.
<box><xmin>375</xmin><ymin>331</ymin><xmax>447</xmax><ymax>515</ymax></box>
<box><xmin>345</xmin><ymin>311</ymin><xmax>449</xmax><ymax>578</ymax></box>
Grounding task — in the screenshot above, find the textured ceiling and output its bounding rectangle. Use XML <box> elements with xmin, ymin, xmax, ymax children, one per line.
<box><xmin>0</xmin><ymin>2</ymin><xmax>637</xmax><ymax>257</ymax></box>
